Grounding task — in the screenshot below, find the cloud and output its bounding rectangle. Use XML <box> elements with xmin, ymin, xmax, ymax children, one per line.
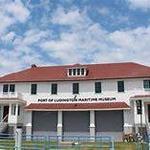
<box><xmin>127</xmin><ymin>0</ymin><xmax>150</xmax><ymax>10</ymax></box>
<box><xmin>1</xmin><ymin>32</ymin><xmax>16</xmax><ymax>42</ymax></box>
<box><xmin>0</xmin><ymin>4</ymin><xmax>150</xmax><ymax>76</ymax></box>
<box><xmin>5</xmin><ymin>0</ymin><xmax>30</xmax><ymax>23</ymax></box>
<box><xmin>0</xmin><ymin>27</ymin><xmax>51</xmax><ymax>75</ymax></box>
<box><xmin>51</xmin><ymin>7</ymin><xmax>92</xmax><ymax>27</ymax></box>
<box><xmin>98</xmin><ymin>7</ymin><xmax>110</xmax><ymax>16</ymax></box>
<box><xmin>0</xmin><ymin>0</ymin><xmax>30</xmax><ymax>34</ymax></box>
<box><xmin>41</xmin><ymin>7</ymin><xmax>150</xmax><ymax>66</ymax></box>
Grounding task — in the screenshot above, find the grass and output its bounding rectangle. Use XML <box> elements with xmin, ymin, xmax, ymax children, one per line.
<box><xmin>0</xmin><ymin>139</ymin><xmax>149</xmax><ymax>150</ymax></box>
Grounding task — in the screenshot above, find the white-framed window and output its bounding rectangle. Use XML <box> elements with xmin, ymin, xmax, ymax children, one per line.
<box><xmin>143</xmin><ymin>80</ymin><xmax>150</xmax><ymax>90</ymax></box>
<box><xmin>3</xmin><ymin>84</ymin><xmax>15</xmax><ymax>93</ymax></box>
<box><xmin>67</xmin><ymin>68</ymin><xmax>87</xmax><ymax>77</ymax></box>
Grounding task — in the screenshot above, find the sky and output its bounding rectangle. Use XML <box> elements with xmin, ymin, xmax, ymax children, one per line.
<box><xmin>0</xmin><ymin>0</ymin><xmax>150</xmax><ymax>75</ymax></box>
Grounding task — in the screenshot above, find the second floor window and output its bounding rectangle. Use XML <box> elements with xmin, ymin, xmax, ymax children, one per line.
<box><xmin>117</xmin><ymin>81</ymin><xmax>124</xmax><ymax>92</ymax></box>
<box><xmin>73</xmin><ymin>83</ymin><xmax>79</xmax><ymax>94</ymax></box>
<box><xmin>31</xmin><ymin>84</ymin><xmax>37</xmax><ymax>95</ymax></box>
<box><xmin>143</xmin><ymin>80</ymin><xmax>150</xmax><ymax>90</ymax></box>
<box><xmin>95</xmin><ymin>82</ymin><xmax>101</xmax><ymax>93</ymax></box>
<box><xmin>10</xmin><ymin>84</ymin><xmax>15</xmax><ymax>92</ymax></box>
<box><xmin>3</xmin><ymin>84</ymin><xmax>15</xmax><ymax>93</ymax></box>
<box><xmin>3</xmin><ymin>84</ymin><xmax>8</xmax><ymax>93</ymax></box>
<box><xmin>51</xmin><ymin>83</ymin><xmax>57</xmax><ymax>94</ymax></box>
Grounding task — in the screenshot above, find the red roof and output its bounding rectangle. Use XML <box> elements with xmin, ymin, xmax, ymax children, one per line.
<box><xmin>25</xmin><ymin>102</ymin><xmax>130</xmax><ymax>111</ymax></box>
<box><xmin>0</xmin><ymin>62</ymin><xmax>150</xmax><ymax>83</ymax></box>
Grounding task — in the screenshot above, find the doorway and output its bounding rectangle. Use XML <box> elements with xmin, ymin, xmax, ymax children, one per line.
<box><xmin>3</xmin><ymin>106</ymin><xmax>9</xmax><ymax>122</ymax></box>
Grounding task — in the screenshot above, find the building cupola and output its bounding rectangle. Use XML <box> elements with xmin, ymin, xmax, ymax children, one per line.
<box><xmin>67</xmin><ymin>64</ymin><xmax>87</xmax><ymax>77</ymax></box>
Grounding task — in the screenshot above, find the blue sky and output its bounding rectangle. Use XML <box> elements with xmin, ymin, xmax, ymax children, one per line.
<box><xmin>0</xmin><ymin>0</ymin><xmax>150</xmax><ymax>75</ymax></box>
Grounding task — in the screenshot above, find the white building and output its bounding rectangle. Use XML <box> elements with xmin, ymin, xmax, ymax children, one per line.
<box><xmin>0</xmin><ymin>62</ymin><xmax>150</xmax><ymax>141</ymax></box>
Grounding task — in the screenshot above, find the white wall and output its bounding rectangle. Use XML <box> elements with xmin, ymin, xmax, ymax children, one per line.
<box><xmin>3</xmin><ymin>78</ymin><xmax>148</xmax><ymax>105</ymax></box>
<box><xmin>0</xmin><ymin>77</ymin><xmax>150</xmax><ymax>127</ymax></box>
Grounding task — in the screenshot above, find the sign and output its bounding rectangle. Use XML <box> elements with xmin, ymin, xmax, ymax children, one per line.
<box><xmin>37</xmin><ymin>96</ymin><xmax>116</xmax><ymax>103</ymax></box>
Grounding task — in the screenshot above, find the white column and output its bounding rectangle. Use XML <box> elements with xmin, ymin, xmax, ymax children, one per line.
<box><xmin>90</xmin><ymin>110</ymin><xmax>95</xmax><ymax>141</ymax></box>
<box><xmin>57</xmin><ymin>111</ymin><xmax>63</xmax><ymax>141</ymax></box>
<box><xmin>8</xmin><ymin>103</ymin><xmax>12</xmax><ymax>123</ymax></box>
<box><xmin>15</xmin><ymin>104</ymin><xmax>18</xmax><ymax>117</ymax></box>
<box><xmin>25</xmin><ymin>111</ymin><xmax>32</xmax><ymax>138</ymax></box>
<box><xmin>142</xmin><ymin>101</ymin><xmax>146</xmax><ymax>125</ymax></box>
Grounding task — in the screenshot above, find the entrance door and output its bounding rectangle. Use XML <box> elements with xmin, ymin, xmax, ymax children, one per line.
<box><xmin>3</xmin><ymin>106</ymin><xmax>9</xmax><ymax>122</ymax></box>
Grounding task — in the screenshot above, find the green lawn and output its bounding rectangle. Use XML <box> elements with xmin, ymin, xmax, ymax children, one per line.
<box><xmin>0</xmin><ymin>139</ymin><xmax>149</xmax><ymax>150</ymax></box>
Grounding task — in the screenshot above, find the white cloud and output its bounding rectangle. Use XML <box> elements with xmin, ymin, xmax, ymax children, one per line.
<box><xmin>5</xmin><ymin>0</ymin><xmax>30</xmax><ymax>23</ymax></box>
<box><xmin>41</xmin><ymin>7</ymin><xmax>150</xmax><ymax>66</ymax></box>
<box><xmin>0</xmin><ymin>27</ymin><xmax>51</xmax><ymax>75</ymax></box>
<box><xmin>127</xmin><ymin>0</ymin><xmax>150</xmax><ymax>10</ymax></box>
<box><xmin>14</xmin><ymin>29</ymin><xmax>49</xmax><ymax>47</ymax></box>
<box><xmin>51</xmin><ymin>7</ymin><xmax>91</xmax><ymax>28</ymax></box>
<box><xmin>1</xmin><ymin>31</ymin><xmax>16</xmax><ymax>42</ymax></box>
<box><xmin>0</xmin><ymin>12</ymin><xmax>14</xmax><ymax>34</ymax></box>
<box><xmin>98</xmin><ymin>7</ymin><xmax>110</xmax><ymax>16</ymax></box>
<box><xmin>1</xmin><ymin>5</ymin><xmax>150</xmax><ymax>76</ymax></box>
<box><xmin>0</xmin><ymin>0</ymin><xmax>30</xmax><ymax>34</ymax></box>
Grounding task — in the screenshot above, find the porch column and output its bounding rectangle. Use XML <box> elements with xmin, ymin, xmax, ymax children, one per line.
<box><xmin>90</xmin><ymin>110</ymin><xmax>95</xmax><ymax>141</ymax></box>
<box><xmin>15</xmin><ymin>104</ymin><xmax>18</xmax><ymax>117</ymax></box>
<box><xmin>57</xmin><ymin>111</ymin><xmax>63</xmax><ymax>141</ymax></box>
<box><xmin>8</xmin><ymin>103</ymin><xmax>12</xmax><ymax>123</ymax></box>
<box><xmin>142</xmin><ymin>101</ymin><xmax>146</xmax><ymax>125</ymax></box>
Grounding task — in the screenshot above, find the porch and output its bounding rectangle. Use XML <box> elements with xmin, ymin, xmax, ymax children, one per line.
<box><xmin>0</xmin><ymin>92</ymin><xmax>26</xmax><ymax>133</ymax></box>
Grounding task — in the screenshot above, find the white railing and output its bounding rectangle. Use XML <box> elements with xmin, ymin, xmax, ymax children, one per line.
<box><xmin>0</xmin><ymin>92</ymin><xmax>22</xmax><ymax>99</ymax></box>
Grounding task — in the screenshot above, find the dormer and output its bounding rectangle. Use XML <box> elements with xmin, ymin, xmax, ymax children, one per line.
<box><xmin>67</xmin><ymin>65</ymin><xmax>87</xmax><ymax>77</ymax></box>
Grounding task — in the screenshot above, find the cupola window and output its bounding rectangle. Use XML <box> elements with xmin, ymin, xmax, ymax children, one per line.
<box><xmin>67</xmin><ymin>67</ymin><xmax>87</xmax><ymax>77</ymax></box>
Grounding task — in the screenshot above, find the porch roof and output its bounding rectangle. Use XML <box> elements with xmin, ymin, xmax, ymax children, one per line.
<box><xmin>25</xmin><ymin>102</ymin><xmax>130</xmax><ymax>111</ymax></box>
<box><xmin>0</xmin><ymin>98</ymin><xmax>26</xmax><ymax>104</ymax></box>
<box><xmin>130</xmin><ymin>95</ymin><xmax>150</xmax><ymax>100</ymax></box>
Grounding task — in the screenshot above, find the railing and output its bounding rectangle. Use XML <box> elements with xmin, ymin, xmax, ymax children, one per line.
<box><xmin>0</xmin><ymin>114</ymin><xmax>8</xmax><ymax>123</ymax></box>
<box><xmin>0</xmin><ymin>132</ymin><xmax>115</xmax><ymax>150</ymax></box>
<box><xmin>0</xmin><ymin>92</ymin><xmax>22</xmax><ymax>99</ymax></box>
<box><xmin>0</xmin><ymin>114</ymin><xmax>8</xmax><ymax>133</ymax></box>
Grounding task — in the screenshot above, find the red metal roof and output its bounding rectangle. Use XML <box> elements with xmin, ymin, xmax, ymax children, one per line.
<box><xmin>25</xmin><ymin>102</ymin><xmax>130</xmax><ymax>111</ymax></box>
<box><xmin>0</xmin><ymin>62</ymin><xmax>150</xmax><ymax>83</ymax></box>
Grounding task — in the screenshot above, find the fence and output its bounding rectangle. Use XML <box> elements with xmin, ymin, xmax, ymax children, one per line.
<box><xmin>0</xmin><ymin>129</ymin><xmax>115</xmax><ymax>150</ymax></box>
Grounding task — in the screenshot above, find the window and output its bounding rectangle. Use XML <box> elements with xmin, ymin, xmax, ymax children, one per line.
<box><xmin>73</xmin><ymin>83</ymin><xmax>79</xmax><ymax>94</ymax></box>
<box><xmin>67</xmin><ymin>67</ymin><xmax>87</xmax><ymax>77</ymax></box>
<box><xmin>95</xmin><ymin>82</ymin><xmax>101</xmax><ymax>93</ymax></box>
<box><xmin>117</xmin><ymin>81</ymin><xmax>124</xmax><ymax>92</ymax></box>
<box><xmin>143</xmin><ymin>80</ymin><xmax>150</xmax><ymax>90</ymax></box>
<box><xmin>31</xmin><ymin>84</ymin><xmax>37</xmax><ymax>95</ymax></box>
<box><xmin>51</xmin><ymin>83</ymin><xmax>57</xmax><ymax>94</ymax></box>
<box><xmin>77</xmin><ymin>68</ymin><xmax>80</xmax><ymax>75</ymax></box>
<box><xmin>9</xmin><ymin>84</ymin><xmax>15</xmax><ymax>92</ymax></box>
<box><xmin>69</xmin><ymin>69</ymin><xmax>72</xmax><ymax>76</ymax></box>
<box><xmin>73</xmin><ymin>69</ymin><xmax>76</xmax><ymax>75</ymax></box>
<box><xmin>3</xmin><ymin>84</ymin><xmax>8</xmax><ymax>93</ymax></box>
<box><xmin>81</xmin><ymin>68</ymin><xmax>84</xmax><ymax>75</ymax></box>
